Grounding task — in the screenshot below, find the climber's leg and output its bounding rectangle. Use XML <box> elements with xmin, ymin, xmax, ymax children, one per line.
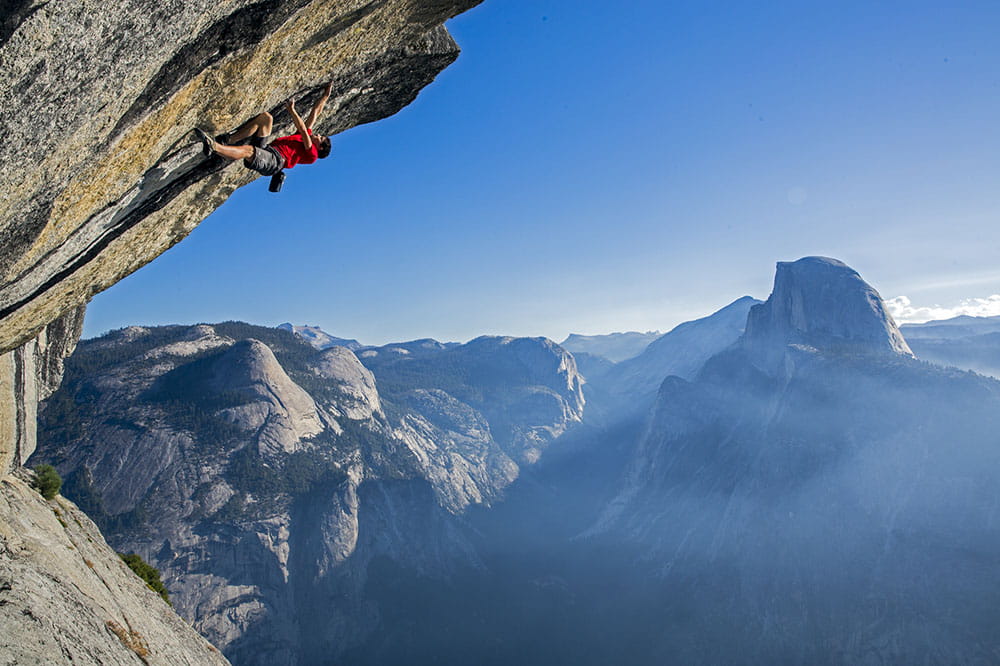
<box><xmin>222</xmin><ymin>112</ymin><xmax>274</xmax><ymax>146</ymax></box>
<box><xmin>213</xmin><ymin>143</ymin><xmax>255</xmax><ymax>160</ymax></box>
<box><xmin>193</xmin><ymin>128</ymin><xmax>253</xmax><ymax>160</ymax></box>
<box><xmin>194</xmin><ymin>123</ymin><xmax>282</xmax><ymax>175</ymax></box>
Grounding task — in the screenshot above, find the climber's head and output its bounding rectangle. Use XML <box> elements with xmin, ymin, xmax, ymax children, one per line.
<box><xmin>316</xmin><ymin>135</ymin><xmax>332</xmax><ymax>159</ymax></box>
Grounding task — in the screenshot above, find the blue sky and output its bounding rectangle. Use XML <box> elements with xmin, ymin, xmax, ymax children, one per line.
<box><xmin>84</xmin><ymin>0</ymin><xmax>1000</xmax><ymax>345</ymax></box>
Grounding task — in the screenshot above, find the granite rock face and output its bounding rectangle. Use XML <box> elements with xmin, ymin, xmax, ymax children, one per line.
<box><xmin>0</xmin><ymin>470</ymin><xmax>230</xmax><ymax>666</ymax></box>
<box><xmin>278</xmin><ymin>323</ymin><xmax>363</xmax><ymax>351</ymax></box>
<box><xmin>206</xmin><ymin>339</ymin><xmax>327</xmax><ymax>456</ymax></box>
<box><xmin>742</xmin><ymin>256</ymin><xmax>913</xmax><ymax>372</ymax></box>
<box><xmin>35</xmin><ymin>323</ymin><xmax>583</xmax><ymax>663</ymax></box>
<box><xmin>360</xmin><ymin>335</ymin><xmax>586</xmax><ymax>464</ymax></box>
<box><xmin>0</xmin><ymin>306</ymin><xmax>86</xmax><ymax>472</ymax></box>
<box><xmin>0</xmin><ymin>0</ymin><xmax>481</xmax><ymax>475</ymax></box>
<box><xmin>0</xmin><ymin>2</ymin><xmax>481</xmax><ymax>661</ymax></box>
<box><xmin>586</xmin><ymin>260</ymin><xmax>1000</xmax><ymax>664</ymax></box>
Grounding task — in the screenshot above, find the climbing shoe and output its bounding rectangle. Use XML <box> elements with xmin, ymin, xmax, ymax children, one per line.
<box><xmin>193</xmin><ymin>128</ymin><xmax>217</xmax><ymax>157</ymax></box>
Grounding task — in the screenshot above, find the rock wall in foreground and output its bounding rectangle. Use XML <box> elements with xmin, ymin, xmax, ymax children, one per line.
<box><xmin>0</xmin><ymin>470</ymin><xmax>232</xmax><ymax>665</ymax></box>
<box><xmin>0</xmin><ymin>1</ymin><xmax>482</xmax><ymax>661</ymax></box>
<box><xmin>0</xmin><ymin>0</ymin><xmax>482</xmax><ymax>474</ymax></box>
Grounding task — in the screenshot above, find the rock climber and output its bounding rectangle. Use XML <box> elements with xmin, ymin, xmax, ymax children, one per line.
<box><xmin>193</xmin><ymin>82</ymin><xmax>334</xmax><ymax>177</ymax></box>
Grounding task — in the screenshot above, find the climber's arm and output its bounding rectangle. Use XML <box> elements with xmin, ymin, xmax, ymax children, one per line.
<box><xmin>305</xmin><ymin>82</ymin><xmax>333</xmax><ymax>129</ymax></box>
<box><xmin>286</xmin><ymin>98</ymin><xmax>313</xmax><ymax>150</ymax></box>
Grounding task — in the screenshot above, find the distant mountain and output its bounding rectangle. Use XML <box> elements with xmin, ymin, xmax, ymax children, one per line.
<box><xmin>35</xmin><ymin>322</ymin><xmax>583</xmax><ymax>665</ymax></box>
<box><xmin>358</xmin><ymin>335</ymin><xmax>584</xmax><ymax>464</ymax></box>
<box><xmin>35</xmin><ymin>258</ymin><xmax>1000</xmax><ymax>665</ymax></box>
<box><xmin>355</xmin><ymin>337</ymin><xmax>459</xmax><ymax>359</ymax></box>
<box><xmin>590</xmin><ymin>257</ymin><xmax>1000</xmax><ymax>663</ymax></box>
<box><xmin>742</xmin><ymin>256</ymin><xmax>912</xmax><ymax>367</ymax></box>
<box><xmin>569</xmin><ymin>351</ymin><xmax>616</xmax><ymax>383</ymax></box>
<box><xmin>907</xmin><ymin>332</ymin><xmax>1000</xmax><ymax>378</ymax></box>
<box><xmin>901</xmin><ymin>314</ymin><xmax>1000</xmax><ymax>340</ymax></box>
<box><xmin>277</xmin><ymin>322</ymin><xmax>362</xmax><ymax>350</ymax></box>
<box><xmin>560</xmin><ymin>330</ymin><xmax>661</xmax><ymax>362</ymax></box>
<box><xmin>900</xmin><ymin>315</ymin><xmax>1000</xmax><ymax>378</ymax></box>
<box><xmin>586</xmin><ymin>296</ymin><xmax>761</xmax><ymax>418</ymax></box>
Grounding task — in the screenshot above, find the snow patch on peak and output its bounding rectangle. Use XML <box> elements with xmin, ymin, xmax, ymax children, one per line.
<box><xmin>278</xmin><ymin>323</ymin><xmax>362</xmax><ymax>351</ymax></box>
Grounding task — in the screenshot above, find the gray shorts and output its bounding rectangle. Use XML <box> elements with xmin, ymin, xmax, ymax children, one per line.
<box><xmin>244</xmin><ymin>145</ymin><xmax>285</xmax><ymax>176</ymax></box>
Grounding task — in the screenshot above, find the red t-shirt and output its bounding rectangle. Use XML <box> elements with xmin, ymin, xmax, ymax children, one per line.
<box><xmin>270</xmin><ymin>129</ymin><xmax>319</xmax><ymax>169</ymax></box>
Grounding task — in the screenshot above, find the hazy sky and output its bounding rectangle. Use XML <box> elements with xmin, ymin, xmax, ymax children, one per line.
<box><xmin>84</xmin><ymin>0</ymin><xmax>1000</xmax><ymax>345</ymax></box>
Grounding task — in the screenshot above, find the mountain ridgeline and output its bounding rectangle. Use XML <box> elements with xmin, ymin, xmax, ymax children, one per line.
<box><xmin>560</xmin><ymin>330</ymin><xmax>662</xmax><ymax>363</ymax></box>
<box><xmin>35</xmin><ymin>256</ymin><xmax>1000</xmax><ymax>664</ymax></box>
<box><xmin>36</xmin><ymin>323</ymin><xmax>582</xmax><ymax>664</ymax></box>
<box><xmin>901</xmin><ymin>315</ymin><xmax>1000</xmax><ymax>378</ymax></box>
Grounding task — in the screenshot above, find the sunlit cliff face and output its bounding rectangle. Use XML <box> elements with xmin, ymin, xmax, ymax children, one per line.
<box><xmin>0</xmin><ymin>0</ymin><xmax>482</xmax><ymax>475</ymax></box>
<box><xmin>0</xmin><ymin>1</ymin><xmax>483</xmax><ymax>661</ymax></box>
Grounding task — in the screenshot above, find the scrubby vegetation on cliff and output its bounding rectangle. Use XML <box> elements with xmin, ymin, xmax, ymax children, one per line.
<box><xmin>31</xmin><ymin>464</ymin><xmax>61</xmax><ymax>500</ymax></box>
<box><xmin>119</xmin><ymin>552</ymin><xmax>171</xmax><ymax>606</ymax></box>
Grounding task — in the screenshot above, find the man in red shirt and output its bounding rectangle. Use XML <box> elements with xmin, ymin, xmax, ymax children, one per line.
<box><xmin>194</xmin><ymin>82</ymin><xmax>334</xmax><ymax>176</ymax></box>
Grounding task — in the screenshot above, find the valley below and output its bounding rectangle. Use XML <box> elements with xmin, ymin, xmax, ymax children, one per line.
<box><xmin>4</xmin><ymin>2</ymin><xmax>997</xmax><ymax>663</ymax></box>
<box><xmin>32</xmin><ymin>257</ymin><xmax>1000</xmax><ymax>665</ymax></box>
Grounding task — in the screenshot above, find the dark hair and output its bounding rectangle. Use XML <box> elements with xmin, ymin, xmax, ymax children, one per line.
<box><xmin>317</xmin><ymin>137</ymin><xmax>332</xmax><ymax>159</ymax></box>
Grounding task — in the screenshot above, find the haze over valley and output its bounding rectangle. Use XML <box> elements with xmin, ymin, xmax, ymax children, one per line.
<box><xmin>34</xmin><ymin>257</ymin><xmax>1000</xmax><ymax>664</ymax></box>
<box><xmin>4</xmin><ymin>1</ymin><xmax>1000</xmax><ymax>664</ymax></box>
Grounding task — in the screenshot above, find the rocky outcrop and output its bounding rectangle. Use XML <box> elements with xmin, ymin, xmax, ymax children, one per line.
<box><xmin>395</xmin><ymin>388</ymin><xmax>519</xmax><ymax>512</ymax></box>
<box><xmin>361</xmin><ymin>335</ymin><xmax>586</xmax><ymax>464</ymax></box>
<box><xmin>204</xmin><ymin>339</ymin><xmax>327</xmax><ymax>456</ymax></box>
<box><xmin>0</xmin><ymin>470</ymin><xmax>229</xmax><ymax>665</ymax></box>
<box><xmin>742</xmin><ymin>256</ymin><xmax>913</xmax><ymax>372</ymax></box>
<box><xmin>1</xmin><ymin>2</ymin><xmax>482</xmax><ymax>660</ymax></box>
<box><xmin>278</xmin><ymin>323</ymin><xmax>363</xmax><ymax>351</ymax></box>
<box><xmin>34</xmin><ymin>322</ymin><xmax>582</xmax><ymax>662</ymax></box>
<box><xmin>0</xmin><ymin>0</ymin><xmax>482</xmax><ymax>476</ymax></box>
<box><xmin>585</xmin><ymin>259</ymin><xmax>1000</xmax><ymax>664</ymax></box>
<box><xmin>314</xmin><ymin>345</ymin><xmax>382</xmax><ymax>419</ymax></box>
<box><xmin>0</xmin><ymin>306</ymin><xmax>86</xmax><ymax>473</ymax></box>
